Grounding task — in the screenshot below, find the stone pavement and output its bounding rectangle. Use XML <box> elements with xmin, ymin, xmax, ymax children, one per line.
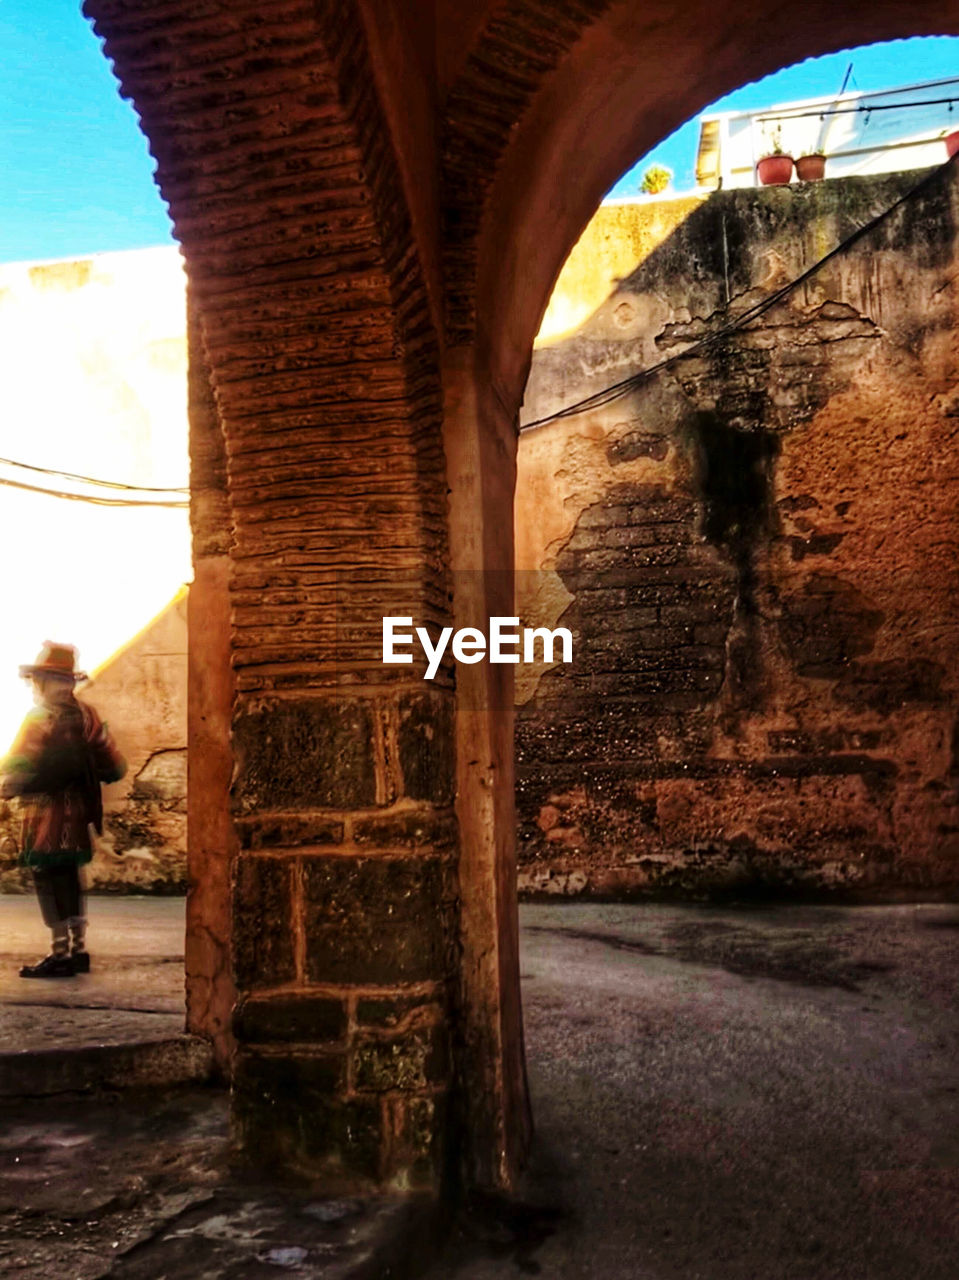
<box><xmin>0</xmin><ymin>895</ymin><xmax>211</xmax><ymax>1095</ymax></box>
<box><xmin>0</xmin><ymin>894</ymin><xmax>436</xmax><ymax>1279</ymax></box>
<box><xmin>429</xmin><ymin>900</ymin><xmax>959</xmax><ymax>1280</ymax></box>
<box><xmin>3</xmin><ymin>895</ymin><xmax>959</xmax><ymax>1279</ymax></box>
<box><xmin>0</xmin><ymin>894</ymin><xmax>186</xmax><ymax>1050</ymax></box>
<box><xmin>0</xmin><ymin>1086</ymin><xmax>436</xmax><ymax>1280</ymax></box>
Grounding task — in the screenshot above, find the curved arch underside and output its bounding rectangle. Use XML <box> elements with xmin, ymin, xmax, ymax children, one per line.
<box><xmin>449</xmin><ymin>0</ymin><xmax>959</xmax><ymax>402</ymax></box>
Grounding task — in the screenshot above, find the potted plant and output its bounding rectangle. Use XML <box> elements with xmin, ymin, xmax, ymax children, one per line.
<box><xmin>640</xmin><ymin>164</ymin><xmax>672</xmax><ymax>195</ymax></box>
<box><xmin>757</xmin><ymin>143</ymin><xmax>795</xmax><ymax>185</ymax></box>
<box><xmin>796</xmin><ymin>151</ymin><xmax>826</xmax><ymax>182</ymax></box>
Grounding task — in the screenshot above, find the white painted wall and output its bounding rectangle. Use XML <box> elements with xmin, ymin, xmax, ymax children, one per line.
<box><xmin>700</xmin><ymin>76</ymin><xmax>959</xmax><ymax>188</ymax></box>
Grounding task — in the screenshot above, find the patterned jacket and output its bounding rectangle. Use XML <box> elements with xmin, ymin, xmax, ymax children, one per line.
<box><xmin>0</xmin><ymin>697</ymin><xmax>126</xmax><ymax>869</ymax></box>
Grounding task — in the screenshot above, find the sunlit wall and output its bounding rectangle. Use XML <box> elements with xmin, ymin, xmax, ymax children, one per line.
<box><xmin>0</xmin><ymin>245</ymin><xmax>189</xmax><ymax>746</ymax></box>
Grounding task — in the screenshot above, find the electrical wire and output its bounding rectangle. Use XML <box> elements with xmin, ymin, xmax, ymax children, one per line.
<box><xmin>8</xmin><ymin>151</ymin><xmax>954</xmax><ymax>462</ymax></box>
<box><xmin>520</xmin><ymin>154</ymin><xmax>956</xmax><ymax>433</ymax></box>
<box><xmin>0</xmin><ymin>474</ymin><xmax>188</xmax><ymax>508</ymax></box>
<box><xmin>0</xmin><ymin>454</ymin><xmax>187</xmax><ymax>494</ymax></box>
<box><xmin>757</xmin><ymin>93</ymin><xmax>959</xmax><ymax>123</ymax></box>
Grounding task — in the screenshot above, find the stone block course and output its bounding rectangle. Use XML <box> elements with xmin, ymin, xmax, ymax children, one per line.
<box><xmin>397</xmin><ymin>692</ymin><xmax>456</xmax><ymax>805</ymax></box>
<box><xmin>355</xmin><ymin>995</ymin><xmax>444</xmax><ymax>1030</ymax></box>
<box><xmin>385</xmin><ymin>1093</ymin><xmax>446</xmax><ymax>1187</ymax></box>
<box><xmin>232</xmin><ymin>1049</ymin><xmax>382</xmax><ymax>1182</ymax></box>
<box><xmin>233</xmin><ymin>995</ymin><xmax>348</xmax><ymax>1045</ymax></box>
<box><xmin>232</xmin><ymin>697</ymin><xmax>378</xmax><ymax>813</ymax></box>
<box><xmin>236</xmin><ymin>813</ymin><xmax>346</xmax><ymax>850</ymax></box>
<box><xmin>353</xmin><ymin>809</ymin><xmax>458</xmax><ymax>851</ymax></box>
<box><xmin>352</xmin><ymin>1025</ymin><xmax>447</xmax><ymax>1094</ymax></box>
<box><xmin>302</xmin><ymin>855</ymin><xmax>449</xmax><ymax>985</ymax></box>
<box><xmin>232</xmin><ymin>855</ymin><xmax>297</xmax><ymax>990</ymax></box>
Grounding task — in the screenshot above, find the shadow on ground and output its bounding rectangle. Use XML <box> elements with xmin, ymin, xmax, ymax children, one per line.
<box><xmin>426</xmin><ymin>901</ymin><xmax>959</xmax><ymax>1280</ymax></box>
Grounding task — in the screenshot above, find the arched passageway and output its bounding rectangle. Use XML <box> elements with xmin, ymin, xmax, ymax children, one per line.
<box><xmin>447</xmin><ymin>0</ymin><xmax>959</xmax><ymax>1188</ymax></box>
<box><xmin>82</xmin><ymin>0</ymin><xmax>959</xmax><ymax>1193</ymax></box>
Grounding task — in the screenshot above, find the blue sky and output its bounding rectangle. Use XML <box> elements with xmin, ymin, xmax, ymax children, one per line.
<box><xmin>0</xmin><ymin>0</ymin><xmax>173</xmax><ymax>261</ymax></box>
<box><xmin>1</xmin><ymin>6</ymin><xmax>957</xmax><ymax>261</ymax></box>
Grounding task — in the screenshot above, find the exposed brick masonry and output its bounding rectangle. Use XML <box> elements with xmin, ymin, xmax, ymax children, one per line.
<box><xmin>83</xmin><ymin>0</ymin><xmax>959</xmax><ymax>1198</ymax></box>
<box><xmin>85</xmin><ymin>0</ymin><xmax>457</xmax><ymax>1187</ymax></box>
<box><xmin>441</xmin><ymin>0</ymin><xmax>612</xmax><ymax>344</ymax></box>
<box><xmin>518</xmin><ymin>173</ymin><xmax>959</xmax><ymax>900</ymax></box>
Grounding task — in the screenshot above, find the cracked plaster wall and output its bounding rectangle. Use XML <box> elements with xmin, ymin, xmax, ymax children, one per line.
<box><xmin>516</xmin><ymin>169</ymin><xmax>959</xmax><ymax>899</ymax></box>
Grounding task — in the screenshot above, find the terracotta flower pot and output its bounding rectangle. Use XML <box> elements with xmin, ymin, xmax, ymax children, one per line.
<box><xmin>796</xmin><ymin>154</ymin><xmax>826</xmax><ymax>182</ymax></box>
<box><xmin>757</xmin><ymin>154</ymin><xmax>794</xmax><ymax>185</ymax></box>
<box><xmin>945</xmin><ymin>130</ymin><xmax>959</xmax><ymax>159</ymax></box>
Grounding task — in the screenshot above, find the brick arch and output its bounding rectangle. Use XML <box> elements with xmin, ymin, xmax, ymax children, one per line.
<box><xmin>438</xmin><ymin>0</ymin><xmax>959</xmax><ymax>1193</ymax></box>
<box><xmin>84</xmin><ymin>0</ymin><xmax>456</xmax><ymax>1188</ymax></box>
<box><xmin>86</xmin><ymin>0</ymin><xmax>446</xmax><ymax>566</ymax></box>
<box><xmin>76</xmin><ymin>0</ymin><xmax>959</xmax><ymax>1197</ymax></box>
<box><xmin>445</xmin><ymin>0</ymin><xmax>959</xmax><ymax>398</ymax></box>
<box><xmin>441</xmin><ymin>0</ymin><xmax>613</xmax><ymax>346</ymax></box>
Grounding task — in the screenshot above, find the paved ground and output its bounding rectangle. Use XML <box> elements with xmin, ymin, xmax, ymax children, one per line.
<box><xmin>2</xmin><ymin>896</ymin><xmax>959</xmax><ymax>1278</ymax></box>
<box><xmin>431</xmin><ymin>900</ymin><xmax>959</xmax><ymax>1280</ymax></box>
<box><xmin>0</xmin><ymin>1086</ymin><xmax>433</xmax><ymax>1280</ymax></box>
<box><xmin>0</xmin><ymin>896</ymin><xmax>431</xmax><ymax>1279</ymax></box>
<box><xmin>0</xmin><ymin>895</ymin><xmax>185</xmax><ymax>1050</ymax></box>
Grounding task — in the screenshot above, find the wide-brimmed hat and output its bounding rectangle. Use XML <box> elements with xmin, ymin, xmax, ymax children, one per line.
<box><xmin>19</xmin><ymin>641</ymin><xmax>86</xmax><ymax>683</ymax></box>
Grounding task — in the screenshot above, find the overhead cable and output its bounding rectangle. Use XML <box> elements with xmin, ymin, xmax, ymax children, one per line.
<box><xmin>757</xmin><ymin>94</ymin><xmax>959</xmax><ymax>123</ymax></box>
<box><xmin>520</xmin><ymin>155</ymin><xmax>956</xmax><ymax>433</ymax></box>
<box><xmin>0</xmin><ymin>453</ymin><xmax>188</xmax><ymax>494</ymax></box>
<box><xmin>0</xmin><ymin>474</ymin><xmax>188</xmax><ymax>508</ymax></box>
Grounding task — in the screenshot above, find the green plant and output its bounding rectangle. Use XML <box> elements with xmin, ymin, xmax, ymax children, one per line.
<box><xmin>759</xmin><ymin>123</ymin><xmax>788</xmax><ymax>159</ymax></box>
<box><xmin>640</xmin><ymin>164</ymin><xmax>672</xmax><ymax>195</ymax></box>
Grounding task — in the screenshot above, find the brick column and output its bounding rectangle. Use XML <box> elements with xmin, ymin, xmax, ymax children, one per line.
<box><xmin>86</xmin><ymin>0</ymin><xmax>462</xmax><ymax>1189</ymax></box>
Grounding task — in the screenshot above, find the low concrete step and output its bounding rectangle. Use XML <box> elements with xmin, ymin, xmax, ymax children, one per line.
<box><xmin>0</xmin><ymin>1033</ymin><xmax>215</xmax><ymax>1096</ymax></box>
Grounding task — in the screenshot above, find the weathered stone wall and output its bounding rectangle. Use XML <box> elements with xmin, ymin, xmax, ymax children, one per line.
<box><xmin>517</xmin><ymin>169</ymin><xmax>959</xmax><ymax>899</ymax></box>
<box><xmin>0</xmin><ymin>244</ymin><xmax>190</xmax><ymax>896</ymax></box>
<box><xmin>87</xmin><ymin>591</ymin><xmax>189</xmax><ymax>892</ymax></box>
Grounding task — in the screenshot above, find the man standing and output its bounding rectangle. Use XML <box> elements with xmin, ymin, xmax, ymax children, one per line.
<box><xmin>0</xmin><ymin>642</ymin><xmax>126</xmax><ymax>978</ymax></box>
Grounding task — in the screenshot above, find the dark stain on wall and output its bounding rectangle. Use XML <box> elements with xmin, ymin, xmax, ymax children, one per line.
<box><xmin>517</xmin><ymin>168</ymin><xmax>959</xmax><ymax>900</ymax></box>
<box><xmin>834</xmin><ymin>658</ymin><xmax>946</xmax><ymax>715</ymax></box>
<box><xmin>777</xmin><ymin>576</ymin><xmax>885</xmax><ymax>679</ymax></box>
<box><xmin>687</xmin><ymin>413</ymin><xmax>779</xmax><ymax>563</ymax></box>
